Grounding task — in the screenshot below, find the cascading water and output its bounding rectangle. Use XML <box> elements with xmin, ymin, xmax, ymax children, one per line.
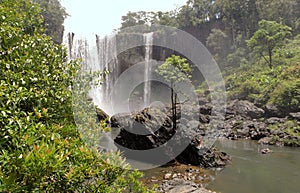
<box><xmin>143</xmin><ymin>32</ymin><xmax>153</xmax><ymax>108</ymax></box>
<box><xmin>95</xmin><ymin>34</ymin><xmax>119</xmax><ymax>115</ymax></box>
<box><xmin>65</xmin><ymin>32</ymin><xmax>156</xmax><ymax>115</ymax></box>
<box><xmin>66</xmin><ymin>33</ymin><xmax>119</xmax><ymax>116</ymax></box>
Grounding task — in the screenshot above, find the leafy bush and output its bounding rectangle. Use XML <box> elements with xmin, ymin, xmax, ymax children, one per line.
<box><xmin>0</xmin><ymin>0</ymin><xmax>152</xmax><ymax>192</ymax></box>
<box><xmin>226</xmin><ymin>33</ymin><xmax>300</xmax><ymax>109</ymax></box>
<box><xmin>268</xmin><ymin>79</ymin><xmax>300</xmax><ymax>111</ymax></box>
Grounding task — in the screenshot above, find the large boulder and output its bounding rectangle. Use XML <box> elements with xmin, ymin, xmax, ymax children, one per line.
<box><xmin>110</xmin><ymin>105</ymin><xmax>229</xmax><ymax>167</ymax></box>
<box><xmin>264</xmin><ymin>104</ymin><xmax>286</xmax><ymax>118</ymax></box>
<box><xmin>176</xmin><ymin>141</ymin><xmax>231</xmax><ymax>168</ymax></box>
<box><xmin>227</xmin><ymin>100</ymin><xmax>265</xmax><ymax>119</ymax></box>
<box><xmin>96</xmin><ymin>107</ymin><xmax>109</xmax><ymax>122</ymax></box>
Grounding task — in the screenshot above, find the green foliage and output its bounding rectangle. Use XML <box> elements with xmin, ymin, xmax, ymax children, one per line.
<box><xmin>0</xmin><ymin>0</ymin><xmax>44</xmax><ymax>35</ymax></box>
<box><xmin>119</xmin><ymin>0</ymin><xmax>299</xmax><ymax>70</ymax></box>
<box><xmin>0</xmin><ymin>1</ymin><xmax>153</xmax><ymax>192</ymax></box>
<box><xmin>227</xmin><ymin>34</ymin><xmax>300</xmax><ymax>109</ymax></box>
<box><xmin>226</xmin><ymin>47</ymin><xmax>248</xmax><ymax>68</ymax></box>
<box><xmin>256</xmin><ymin>0</ymin><xmax>299</xmax><ymax>32</ymax></box>
<box><xmin>247</xmin><ymin>20</ymin><xmax>292</xmax><ymax>68</ymax></box>
<box><xmin>33</xmin><ymin>0</ymin><xmax>68</xmax><ymax>44</ymax></box>
<box><xmin>269</xmin><ymin>79</ymin><xmax>300</xmax><ymax>111</ymax></box>
<box><xmin>121</xmin><ymin>11</ymin><xmax>155</xmax><ymax>29</ymax></box>
<box><xmin>177</xmin><ymin>0</ymin><xmax>213</xmax><ymax>27</ymax></box>
<box><xmin>156</xmin><ymin>55</ymin><xmax>192</xmax><ymax>84</ymax></box>
<box><xmin>269</xmin><ymin>120</ymin><xmax>300</xmax><ymax>147</ymax></box>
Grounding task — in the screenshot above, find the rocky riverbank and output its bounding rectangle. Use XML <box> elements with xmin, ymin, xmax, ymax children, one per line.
<box><xmin>220</xmin><ymin>100</ymin><xmax>300</xmax><ymax>146</ymax></box>
<box><xmin>98</xmin><ymin>98</ymin><xmax>300</xmax><ymax>150</ymax></box>
<box><xmin>140</xmin><ymin>162</ymin><xmax>218</xmax><ymax>193</ymax></box>
<box><xmin>96</xmin><ymin>97</ymin><xmax>299</xmax><ymax>192</ymax></box>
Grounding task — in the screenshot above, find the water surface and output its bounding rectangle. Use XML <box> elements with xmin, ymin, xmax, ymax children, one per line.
<box><xmin>208</xmin><ymin>140</ymin><xmax>300</xmax><ymax>193</ymax></box>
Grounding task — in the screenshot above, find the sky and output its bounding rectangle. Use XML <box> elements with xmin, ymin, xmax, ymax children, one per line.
<box><xmin>61</xmin><ymin>0</ymin><xmax>187</xmax><ymax>37</ymax></box>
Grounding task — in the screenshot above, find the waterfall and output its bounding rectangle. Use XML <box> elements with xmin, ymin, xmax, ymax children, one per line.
<box><xmin>143</xmin><ymin>32</ymin><xmax>153</xmax><ymax>108</ymax></box>
<box><xmin>95</xmin><ymin>34</ymin><xmax>119</xmax><ymax>115</ymax></box>
<box><xmin>65</xmin><ymin>33</ymin><xmax>119</xmax><ymax>116</ymax></box>
<box><xmin>65</xmin><ymin>32</ymin><xmax>154</xmax><ymax>114</ymax></box>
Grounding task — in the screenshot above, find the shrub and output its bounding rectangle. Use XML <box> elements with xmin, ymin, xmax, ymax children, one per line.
<box><xmin>268</xmin><ymin>79</ymin><xmax>300</xmax><ymax>111</ymax></box>
<box><xmin>0</xmin><ymin>1</ymin><xmax>152</xmax><ymax>192</ymax></box>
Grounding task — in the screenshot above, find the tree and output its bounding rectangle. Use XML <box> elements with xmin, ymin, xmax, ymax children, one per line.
<box><xmin>177</xmin><ymin>0</ymin><xmax>214</xmax><ymax>27</ymax></box>
<box><xmin>155</xmin><ymin>55</ymin><xmax>193</xmax><ymax>130</ymax></box>
<box><xmin>206</xmin><ymin>28</ymin><xmax>230</xmax><ymax>64</ymax></box>
<box><xmin>152</xmin><ymin>11</ymin><xmax>179</xmax><ymax>27</ymax></box>
<box><xmin>256</xmin><ymin>0</ymin><xmax>299</xmax><ymax>31</ymax></box>
<box><xmin>120</xmin><ymin>11</ymin><xmax>155</xmax><ymax>29</ymax></box>
<box><xmin>247</xmin><ymin>20</ymin><xmax>292</xmax><ymax>68</ymax></box>
<box><xmin>33</xmin><ymin>0</ymin><xmax>68</xmax><ymax>44</ymax></box>
<box><xmin>212</xmin><ymin>0</ymin><xmax>259</xmax><ymax>44</ymax></box>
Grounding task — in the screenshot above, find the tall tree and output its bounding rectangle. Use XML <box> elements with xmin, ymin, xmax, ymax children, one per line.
<box><xmin>33</xmin><ymin>0</ymin><xmax>68</xmax><ymax>44</ymax></box>
<box><xmin>247</xmin><ymin>20</ymin><xmax>292</xmax><ymax>68</ymax></box>
<box><xmin>256</xmin><ymin>0</ymin><xmax>299</xmax><ymax>31</ymax></box>
<box><xmin>177</xmin><ymin>0</ymin><xmax>214</xmax><ymax>27</ymax></box>
<box><xmin>120</xmin><ymin>11</ymin><xmax>155</xmax><ymax>29</ymax></box>
<box><xmin>206</xmin><ymin>28</ymin><xmax>230</xmax><ymax>64</ymax></box>
<box><xmin>212</xmin><ymin>0</ymin><xmax>259</xmax><ymax>45</ymax></box>
<box><xmin>155</xmin><ymin>55</ymin><xmax>193</xmax><ymax>130</ymax></box>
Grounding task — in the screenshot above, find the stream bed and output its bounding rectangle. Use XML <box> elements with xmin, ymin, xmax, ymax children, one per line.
<box><xmin>142</xmin><ymin>139</ymin><xmax>300</xmax><ymax>193</ymax></box>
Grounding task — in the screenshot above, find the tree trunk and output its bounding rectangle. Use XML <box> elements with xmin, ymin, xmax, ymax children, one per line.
<box><xmin>171</xmin><ymin>83</ymin><xmax>176</xmax><ymax>130</ymax></box>
<box><xmin>174</xmin><ymin>92</ymin><xmax>177</xmax><ymax>130</ymax></box>
<box><xmin>268</xmin><ymin>48</ymin><xmax>273</xmax><ymax>68</ymax></box>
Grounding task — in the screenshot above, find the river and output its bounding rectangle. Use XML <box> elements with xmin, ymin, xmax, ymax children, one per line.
<box><xmin>208</xmin><ymin>139</ymin><xmax>300</xmax><ymax>193</ymax></box>
<box><xmin>142</xmin><ymin>139</ymin><xmax>300</xmax><ymax>193</ymax></box>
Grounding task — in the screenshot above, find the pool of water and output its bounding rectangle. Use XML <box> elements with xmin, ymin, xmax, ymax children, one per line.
<box><xmin>208</xmin><ymin>140</ymin><xmax>300</xmax><ymax>193</ymax></box>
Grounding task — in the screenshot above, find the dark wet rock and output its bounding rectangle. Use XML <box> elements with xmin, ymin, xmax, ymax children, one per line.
<box><xmin>246</xmin><ymin>121</ymin><xmax>269</xmax><ymax>140</ymax></box>
<box><xmin>111</xmin><ymin>106</ymin><xmax>171</xmax><ymax>135</ymax></box>
<box><xmin>200</xmin><ymin>104</ymin><xmax>212</xmax><ymax>115</ymax></box>
<box><xmin>110</xmin><ymin>105</ymin><xmax>231</xmax><ymax>167</ymax></box>
<box><xmin>261</xmin><ymin>148</ymin><xmax>272</xmax><ymax>154</ymax></box>
<box><xmin>176</xmin><ymin>144</ymin><xmax>231</xmax><ymax>168</ymax></box>
<box><xmin>224</xmin><ymin>115</ymin><xmax>244</xmax><ymax>130</ymax></box>
<box><xmin>227</xmin><ymin>100</ymin><xmax>265</xmax><ymax>119</ymax></box>
<box><xmin>264</xmin><ymin>104</ymin><xmax>286</xmax><ymax>117</ymax></box>
<box><xmin>96</xmin><ymin>107</ymin><xmax>109</xmax><ymax>122</ymax></box>
<box><xmin>112</xmin><ymin>106</ymin><xmax>174</xmax><ymax>152</ymax></box>
<box><xmin>198</xmin><ymin>97</ymin><xmax>210</xmax><ymax>105</ymax></box>
<box><xmin>225</xmin><ymin>119</ymin><xmax>269</xmax><ymax>140</ymax></box>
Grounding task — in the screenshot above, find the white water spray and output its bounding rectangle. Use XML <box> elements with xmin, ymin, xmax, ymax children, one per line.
<box><xmin>143</xmin><ymin>32</ymin><xmax>153</xmax><ymax>108</ymax></box>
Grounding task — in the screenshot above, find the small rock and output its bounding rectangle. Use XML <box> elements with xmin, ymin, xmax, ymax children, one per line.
<box><xmin>289</xmin><ymin>112</ymin><xmax>300</xmax><ymax>121</ymax></box>
<box><xmin>258</xmin><ymin>137</ymin><xmax>272</xmax><ymax>145</ymax></box>
<box><xmin>198</xmin><ymin>176</ymin><xmax>204</xmax><ymax>181</ymax></box>
<box><xmin>164</xmin><ymin>173</ymin><xmax>172</xmax><ymax>180</ymax></box>
<box><xmin>261</xmin><ymin>148</ymin><xmax>272</xmax><ymax>154</ymax></box>
<box><xmin>265</xmin><ymin>117</ymin><xmax>286</xmax><ymax>124</ymax></box>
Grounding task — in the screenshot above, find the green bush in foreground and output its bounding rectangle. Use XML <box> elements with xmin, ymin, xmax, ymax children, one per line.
<box><xmin>0</xmin><ymin>0</ymin><xmax>152</xmax><ymax>192</ymax></box>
